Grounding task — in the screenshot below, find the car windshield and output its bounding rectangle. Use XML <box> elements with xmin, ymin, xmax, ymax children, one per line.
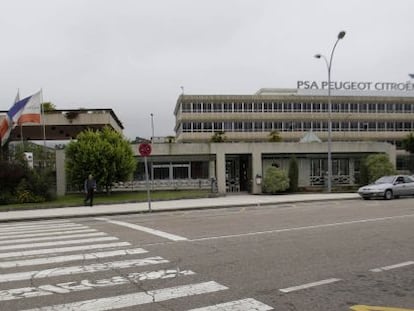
<box><xmin>374</xmin><ymin>176</ymin><xmax>395</xmax><ymax>184</ymax></box>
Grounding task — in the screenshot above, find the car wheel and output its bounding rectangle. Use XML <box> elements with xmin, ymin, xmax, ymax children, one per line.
<box><xmin>384</xmin><ymin>189</ymin><xmax>393</xmax><ymax>200</ymax></box>
<box><xmin>362</xmin><ymin>197</ymin><xmax>370</xmax><ymax>200</ymax></box>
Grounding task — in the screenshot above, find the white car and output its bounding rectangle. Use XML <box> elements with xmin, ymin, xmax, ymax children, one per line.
<box><xmin>357</xmin><ymin>175</ymin><xmax>414</xmax><ymax>200</ymax></box>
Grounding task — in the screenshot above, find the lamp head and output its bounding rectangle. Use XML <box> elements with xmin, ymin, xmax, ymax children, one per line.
<box><xmin>338</xmin><ymin>31</ymin><xmax>346</xmax><ymax>39</ymax></box>
<box><xmin>314</xmin><ymin>54</ymin><xmax>322</xmax><ymax>59</ymax></box>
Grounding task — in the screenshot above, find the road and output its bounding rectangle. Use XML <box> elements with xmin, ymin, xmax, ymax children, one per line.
<box><xmin>0</xmin><ymin>198</ymin><xmax>413</xmax><ymax>310</ymax></box>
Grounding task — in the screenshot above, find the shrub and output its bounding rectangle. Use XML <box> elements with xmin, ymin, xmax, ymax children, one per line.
<box><xmin>262</xmin><ymin>167</ymin><xmax>290</xmax><ymax>194</ymax></box>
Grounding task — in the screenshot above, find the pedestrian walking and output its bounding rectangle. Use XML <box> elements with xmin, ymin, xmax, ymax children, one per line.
<box><xmin>84</xmin><ymin>174</ymin><xmax>96</xmax><ymax>206</ymax></box>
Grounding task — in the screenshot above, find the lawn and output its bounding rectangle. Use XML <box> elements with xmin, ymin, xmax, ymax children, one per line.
<box><xmin>0</xmin><ymin>190</ymin><xmax>215</xmax><ymax>212</ymax></box>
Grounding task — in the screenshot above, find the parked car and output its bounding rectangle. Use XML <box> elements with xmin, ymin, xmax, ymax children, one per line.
<box><xmin>357</xmin><ymin>175</ymin><xmax>414</xmax><ymax>200</ymax></box>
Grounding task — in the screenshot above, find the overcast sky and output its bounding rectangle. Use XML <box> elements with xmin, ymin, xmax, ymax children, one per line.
<box><xmin>0</xmin><ymin>0</ymin><xmax>413</xmax><ymax>139</ymax></box>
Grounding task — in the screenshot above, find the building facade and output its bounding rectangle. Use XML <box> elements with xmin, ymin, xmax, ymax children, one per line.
<box><xmin>174</xmin><ymin>88</ymin><xmax>414</xmax><ymax>147</ymax></box>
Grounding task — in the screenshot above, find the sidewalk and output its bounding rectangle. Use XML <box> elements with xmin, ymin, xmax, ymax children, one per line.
<box><xmin>0</xmin><ymin>193</ymin><xmax>360</xmax><ymax>223</ymax></box>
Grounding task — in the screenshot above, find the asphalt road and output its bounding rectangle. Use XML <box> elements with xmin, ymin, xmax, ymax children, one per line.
<box><xmin>0</xmin><ymin>198</ymin><xmax>413</xmax><ymax>310</ymax></box>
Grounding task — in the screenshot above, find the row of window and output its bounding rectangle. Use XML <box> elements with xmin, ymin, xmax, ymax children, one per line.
<box><xmin>181</xmin><ymin>102</ymin><xmax>414</xmax><ymax>114</ymax></box>
<box><xmin>135</xmin><ymin>161</ymin><xmax>209</xmax><ymax>180</ymax></box>
<box><xmin>180</xmin><ymin>121</ymin><xmax>414</xmax><ymax>133</ymax></box>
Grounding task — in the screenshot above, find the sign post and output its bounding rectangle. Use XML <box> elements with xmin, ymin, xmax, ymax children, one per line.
<box><xmin>139</xmin><ymin>143</ymin><xmax>152</xmax><ymax>212</ymax></box>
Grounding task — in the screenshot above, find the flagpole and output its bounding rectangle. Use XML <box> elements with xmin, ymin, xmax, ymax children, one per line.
<box><xmin>40</xmin><ymin>89</ymin><xmax>46</xmax><ymax>148</ymax></box>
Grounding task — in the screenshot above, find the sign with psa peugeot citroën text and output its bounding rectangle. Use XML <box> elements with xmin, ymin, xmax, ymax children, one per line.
<box><xmin>297</xmin><ymin>80</ymin><xmax>414</xmax><ymax>92</ymax></box>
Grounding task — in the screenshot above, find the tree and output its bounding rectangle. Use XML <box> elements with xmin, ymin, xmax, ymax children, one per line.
<box><xmin>210</xmin><ymin>131</ymin><xmax>226</xmax><ymax>142</ymax></box>
<box><xmin>364</xmin><ymin>154</ymin><xmax>396</xmax><ymax>183</ymax></box>
<box><xmin>402</xmin><ymin>132</ymin><xmax>414</xmax><ymax>153</ymax></box>
<box><xmin>65</xmin><ymin>127</ymin><xmax>136</xmax><ymax>193</ymax></box>
<box><xmin>262</xmin><ymin>166</ymin><xmax>290</xmax><ymax>194</ymax></box>
<box><xmin>41</xmin><ymin>102</ymin><xmax>56</xmax><ymax>112</ymax></box>
<box><xmin>288</xmin><ymin>156</ymin><xmax>299</xmax><ymax>192</ymax></box>
<box><xmin>269</xmin><ymin>131</ymin><xmax>282</xmax><ymax>142</ymax></box>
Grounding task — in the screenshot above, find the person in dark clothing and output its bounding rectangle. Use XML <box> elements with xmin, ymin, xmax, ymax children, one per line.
<box><xmin>84</xmin><ymin>174</ymin><xmax>96</xmax><ymax>206</ymax></box>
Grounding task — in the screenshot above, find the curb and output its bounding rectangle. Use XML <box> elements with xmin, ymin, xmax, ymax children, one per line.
<box><xmin>0</xmin><ymin>196</ymin><xmax>360</xmax><ymax>223</ymax></box>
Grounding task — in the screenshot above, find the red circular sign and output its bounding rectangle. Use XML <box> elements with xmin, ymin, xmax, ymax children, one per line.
<box><xmin>138</xmin><ymin>143</ymin><xmax>152</xmax><ymax>157</ymax></box>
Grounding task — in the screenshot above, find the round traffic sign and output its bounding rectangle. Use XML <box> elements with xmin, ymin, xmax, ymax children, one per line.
<box><xmin>138</xmin><ymin>143</ymin><xmax>152</xmax><ymax>157</ymax></box>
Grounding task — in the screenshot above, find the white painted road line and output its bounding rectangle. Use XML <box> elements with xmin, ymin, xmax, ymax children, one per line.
<box><xmin>279</xmin><ymin>278</ymin><xmax>341</xmax><ymax>293</ymax></box>
<box><xmin>0</xmin><ymin>236</ymin><xmax>118</xmax><ymax>251</ymax></box>
<box><xmin>0</xmin><ymin>225</ymin><xmax>88</xmax><ymax>235</ymax></box>
<box><xmin>96</xmin><ymin>217</ymin><xmax>188</xmax><ymax>241</ymax></box>
<box><xmin>0</xmin><ymin>269</ymin><xmax>195</xmax><ymax>301</ymax></box>
<box><xmin>0</xmin><ymin>228</ymin><xmax>98</xmax><ymax>240</ymax></box>
<box><xmin>0</xmin><ymin>223</ymin><xmax>86</xmax><ymax>233</ymax></box>
<box><xmin>22</xmin><ymin>281</ymin><xmax>227</xmax><ymax>311</ymax></box>
<box><xmin>0</xmin><ymin>219</ymin><xmax>71</xmax><ymax>229</ymax></box>
<box><xmin>370</xmin><ymin>261</ymin><xmax>414</xmax><ymax>272</ymax></box>
<box><xmin>0</xmin><ymin>248</ymin><xmax>148</xmax><ymax>268</ymax></box>
<box><xmin>187</xmin><ymin>298</ymin><xmax>273</xmax><ymax>311</ymax></box>
<box><xmin>0</xmin><ymin>242</ymin><xmax>131</xmax><ymax>259</ymax></box>
<box><xmin>0</xmin><ymin>256</ymin><xmax>169</xmax><ymax>283</ymax></box>
<box><xmin>0</xmin><ymin>232</ymin><xmax>107</xmax><ymax>245</ymax></box>
<box><xmin>191</xmin><ymin>214</ymin><xmax>414</xmax><ymax>242</ymax></box>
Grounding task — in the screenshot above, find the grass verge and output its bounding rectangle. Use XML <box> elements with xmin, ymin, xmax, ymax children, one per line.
<box><xmin>0</xmin><ymin>190</ymin><xmax>216</xmax><ymax>212</ymax></box>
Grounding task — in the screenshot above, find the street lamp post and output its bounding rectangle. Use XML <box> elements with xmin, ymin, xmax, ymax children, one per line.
<box><xmin>314</xmin><ymin>30</ymin><xmax>346</xmax><ymax>193</ymax></box>
<box><xmin>150</xmin><ymin>113</ymin><xmax>154</xmax><ymax>142</ymax></box>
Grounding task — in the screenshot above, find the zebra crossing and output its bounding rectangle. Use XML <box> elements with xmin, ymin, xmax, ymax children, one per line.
<box><xmin>0</xmin><ymin>219</ymin><xmax>273</xmax><ymax>310</ymax></box>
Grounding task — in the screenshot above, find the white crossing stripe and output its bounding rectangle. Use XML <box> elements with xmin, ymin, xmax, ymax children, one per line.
<box><xmin>0</xmin><ymin>229</ymin><xmax>98</xmax><ymax>240</ymax></box>
<box><xmin>370</xmin><ymin>261</ymin><xmax>414</xmax><ymax>272</ymax></box>
<box><xmin>96</xmin><ymin>217</ymin><xmax>188</xmax><ymax>241</ymax></box>
<box><xmin>0</xmin><ymin>242</ymin><xmax>131</xmax><ymax>259</ymax></box>
<box><xmin>0</xmin><ymin>236</ymin><xmax>118</xmax><ymax>251</ymax></box>
<box><xmin>22</xmin><ymin>281</ymin><xmax>227</xmax><ymax>311</ymax></box>
<box><xmin>0</xmin><ymin>257</ymin><xmax>169</xmax><ymax>283</ymax></box>
<box><xmin>0</xmin><ymin>269</ymin><xmax>195</xmax><ymax>301</ymax></box>
<box><xmin>279</xmin><ymin>278</ymin><xmax>341</xmax><ymax>293</ymax></box>
<box><xmin>0</xmin><ymin>232</ymin><xmax>106</xmax><ymax>245</ymax></box>
<box><xmin>187</xmin><ymin>298</ymin><xmax>273</xmax><ymax>311</ymax></box>
<box><xmin>0</xmin><ymin>220</ymin><xmax>71</xmax><ymax>229</ymax></box>
<box><xmin>0</xmin><ymin>223</ymin><xmax>86</xmax><ymax>233</ymax></box>
<box><xmin>0</xmin><ymin>225</ymin><xmax>88</xmax><ymax>236</ymax></box>
<box><xmin>0</xmin><ymin>248</ymin><xmax>148</xmax><ymax>268</ymax></box>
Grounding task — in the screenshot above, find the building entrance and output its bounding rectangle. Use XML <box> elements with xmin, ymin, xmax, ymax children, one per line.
<box><xmin>225</xmin><ymin>155</ymin><xmax>251</xmax><ymax>192</ymax></box>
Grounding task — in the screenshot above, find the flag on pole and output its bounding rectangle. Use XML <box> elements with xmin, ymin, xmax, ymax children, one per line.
<box><xmin>17</xmin><ymin>90</ymin><xmax>41</xmax><ymax>125</ymax></box>
<box><xmin>409</xmin><ymin>73</ymin><xmax>414</xmax><ymax>79</ymax></box>
<box><xmin>0</xmin><ymin>91</ymin><xmax>23</xmax><ymax>147</ymax></box>
<box><xmin>0</xmin><ymin>90</ymin><xmax>41</xmax><ymax>147</ymax></box>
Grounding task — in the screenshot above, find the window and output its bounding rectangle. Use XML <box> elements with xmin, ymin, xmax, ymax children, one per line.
<box><xmin>332</xmin><ymin>103</ymin><xmax>340</xmax><ymax>112</ymax></box>
<box><xmin>193</xmin><ymin>103</ymin><xmax>202</xmax><ymax>112</ymax></box>
<box><xmin>234</xmin><ymin>103</ymin><xmax>243</xmax><ymax>112</ymax></box>
<box><xmin>213</xmin><ymin>122</ymin><xmax>223</xmax><ymax>131</ymax></box>
<box><xmin>182</xmin><ymin>103</ymin><xmax>191</xmax><ymax>112</ymax></box>
<box><xmin>313</xmin><ymin>121</ymin><xmax>321</xmax><ymax>131</ymax></box>
<box><xmin>244</xmin><ymin>122</ymin><xmax>253</xmax><ymax>132</ymax></box>
<box><xmin>350</xmin><ymin>122</ymin><xmax>358</xmax><ymax>131</ymax></box>
<box><xmin>387</xmin><ymin>122</ymin><xmax>395</xmax><ymax>131</ymax></box>
<box><xmin>183</xmin><ymin>122</ymin><xmax>192</xmax><ymax>132</ymax></box>
<box><xmin>274</xmin><ymin>102</ymin><xmax>283</xmax><ymax>112</ymax></box>
<box><xmin>224</xmin><ymin>122</ymin><xmax>232</xmax><ymax>131</ymax></box>
<box><xmin>293</xmin><ymin>103</ymin><xmax>301</xmax><ymax>112</ymax></box>
<box><xmin>378</xmin><ymin>103</ymin><xmax>385</xmax><ymax>112</ymax></box>
<box><xmin>224</xmin><ymin>103</ymin><xmax>232</xmax><ymax>112</ymax></box>
<box><xmin>313</xmin><ymin>103</ymin><xmax>321</xmax><ymax>112</ymax></box>
<box><xmin>264</xmin><ymin>103</ymin><xmax>273</xmax><ymax>112</ymax></box>
<box><xmin>203</xmin><ymin>122</ymin><xmax>212</xmax><ymax>132</ymax></box>
<box><xmin>283</xmin><ymin>103</ymin><xmax>292</xmax><ymax>112</ymax></box>
<box><xmin>350</xmin><ymin>103</ymin><xmax>358</xmax><ymax>113</ymax></box>
<box><xmin>234</xmin><ymin>122</ymin><xmax>243</xmax><ymax>132</ymax></box>
<box><xmin>244</xmin><ymin>103</ymin><xmax>253</xmax><ymax>112</ymax></box>
<box><xmin>321</xmin><ymin>103</ymin><xmax>328</xmax><ymax>112</ymax></box>
<box><xmin>264</xmin><ymin>122</ymin><xmax>273</xmax><ymax>130</ymax></box>
<box><xmin>153</xmin><ymin>165</ymin><xmax>170</xmax><ymax>180</ymax></box>
<box><xmin>203</xmin><ymin>103</ymin><xmax>212</xmax><ymax>113</ymax></box>
<box><xmin>341</xmin><ymin>121</ymin><xmax>349</xmax><ymax>131</ymax></box>
<box><xmin>173</xmin><ymin>165</ymin><xmax>189</xmax><ymax>179</ymax></box>
<box><xmin>191</xmin><ymin>162</ymin><xmax>209</xmax><ymax>179</ymax></box>
<box><xmin>359</xmin><ymin>104</ymin><xmax>368</xmax><ymax>113</ymax></box>
<box><xmin>340</xmin><ymin>103</ymin><xmax>349</xmax><ymax>113</ymax></box>
<box><xmin>332</xmin><ymin>122</ymin><xmax>340</xmax><ymax>131</ymax></box>
<box><xmin>213</xmin><ymin>103</ymin><xmax>222</xmax><ymax>112</ymax></box>
<box><xmin>304</xmin><ymin>103</ymin><xmax>312</xmax><ymax>112</ymax></box>
<box><xmin>254</xmin><ymin>122</ymin><xmax>263</xmax><ymax>131</ymax></box>
<box><xmin>193</xmin><ymin>122</ymin><xmax>202</xmax><ymax>132</ymax></box>
<box><xmin>368</xmin><ymin>103</ymin><xmax>376</xmax><ymax>113</ymax></box>
<box><xmin>254</xmin><ymin>103</ymin><xmax>262</xmax><ymax>112</ymax></box>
